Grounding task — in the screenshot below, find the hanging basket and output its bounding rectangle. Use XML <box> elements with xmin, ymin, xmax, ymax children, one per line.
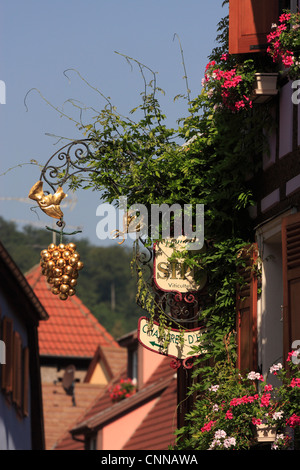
<box><xmin>255</xmin><ymin>423</ymin><xmax>277</xmax><ymax>442</ymax></box>
<box><xmin>251</xmin><ymin>73</ymin><xmax>278</xmax><ymax>103</ymax></box>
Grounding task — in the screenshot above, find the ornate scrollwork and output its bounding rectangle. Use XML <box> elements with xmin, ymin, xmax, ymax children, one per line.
<box><xmin>39</xmin><ymin>139</ymin><xmax>95</xmax><ymax>192</ymax></box>
<box><xmin>134</xmin><ymin>237</ymin><xmax>154</xmax><ymax>283</ymax></box>
<box><xmin>156</xmin><ymin>291</ymin><xmax>201</xmax><ymax>324</ymax></box>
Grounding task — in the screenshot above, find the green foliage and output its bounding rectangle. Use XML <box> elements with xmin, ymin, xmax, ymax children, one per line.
<box><xmin>43</xmin><ymin>6</ymin><xmax>274</xmax><ymax>361</ymax></box>
<box><xmin>15</xmin><ymin>1</ymin><xmax>281</xmax><ymax>448</ymax></box>
<box><xmin>174</xmin><ymin>352</ymin><xmax>300</xmax><ymax>450</ymax></box>
<box><xmin>267</xmin><ymin>10</ymin><xmax>300</xmax><ymax>80</ymax></box>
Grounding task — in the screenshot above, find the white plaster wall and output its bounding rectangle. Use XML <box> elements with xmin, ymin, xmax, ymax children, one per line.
<box><xmin>258</xmin><ymin>240</ymin><xmax>283</xmax><ymax>381</ymax></box>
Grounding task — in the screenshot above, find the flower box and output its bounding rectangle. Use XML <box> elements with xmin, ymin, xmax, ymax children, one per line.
<box><xmin>255</xmin><ymin>423</ymin><xmax>277</xmax><ymax>442</ymax></box>
<box><xmin>251</xmin><ymin>73</ymin><xmax>278</xmax><ymax>103</ymax></box>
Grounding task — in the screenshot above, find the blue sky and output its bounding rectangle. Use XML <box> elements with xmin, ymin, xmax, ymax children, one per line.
<box><xmin>0</xmin><ymin>0</ymin><xmax>227</xmax><ymax>246</ymax></box>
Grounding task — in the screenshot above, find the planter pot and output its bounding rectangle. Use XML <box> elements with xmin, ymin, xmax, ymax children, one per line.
<box><xmin>255</xmin><ymin>424</ymin><xmax>277</xmax><ymax>442</ymax></box>
<box><xmin>251</xmin><ymin>73</ymin><xmax>278</xmax><ymax>103</ymax></box>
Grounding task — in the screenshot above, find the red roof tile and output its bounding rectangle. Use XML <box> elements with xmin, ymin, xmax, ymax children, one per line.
<box><xmin>26</xmin><ymin>264</ymin><xmax>119</xmax><ymax>358</ymax></box>
<box><xmin>42</xmin><ymin>382</ymin><xmax>105</xmax><ymax>450</ymax></box>
<box><xmin>55</xmin><ymin>357</ymin><xmax>177</xmax><ymax>450</ymax></box>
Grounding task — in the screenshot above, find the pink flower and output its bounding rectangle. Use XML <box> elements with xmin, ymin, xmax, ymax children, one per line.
<box><xmin>279</xmin><ymin>13</ymin><xmax>291</xmax><ymax>23</ymax></box>
<box><xmin>289</xmin><ymin>378</ymin><xmax>300</xmax><ymax>388</ymax></box>
<box><xmin>221</xmin><ymin>53</ymin><xmax>229</xmax><ymax>61</ymax></box>
<box><xmin>252</xmin><ymin>418</ymin><xmax>262</xmax><ymax>425</ymax></box>
<box><xmin>205</xmin><ymin>60</ymin><xmax>216</xmax><ymax>71</ymax></box>
<box><xmin>260</xmin><ymin>393</ymin><xmax>271</xmax><ymax>408</ymax></box>
<box><xmin>282</xmin><ymin>54</ymin><xmax>294</xmax><ymax>67</ymax></box>
<box><xmin>225</xmin><ymin>409</ymin><xmax>233</xmax><ymax>420</ymax></box>
<box><xmin>201</xmin><ymin>420</ymin><xmax>216</xmax><ymax>432</ymax></box>
<box><xmin>286</xmin><ymin>414</ymin><xmax>300</xmax><ymax>428</ymax></box>
<box><xmin>287</xmin><ymin>350</ymin><xmax>299</xmax><ymax>362</ymax></box>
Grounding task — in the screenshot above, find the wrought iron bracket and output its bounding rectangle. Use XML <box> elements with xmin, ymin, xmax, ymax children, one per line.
<box><xmin>39</xmin><ymin>139</ymin><xmax>95</xmax><ymax>192</ymax></box>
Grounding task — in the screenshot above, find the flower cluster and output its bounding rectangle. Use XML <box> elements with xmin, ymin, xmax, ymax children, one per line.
<box><xmin>108</xmin><ymin>378</ymin><xmax>136</xmax><ymax>403</ymax></box>
<box><xmin>209</xmin><ymin>429</ymin><xmax>236</xmax><ymax>450</ymax></box>
<box><xmin>267</xmin><ymin>11</ymin><xmax>300</xmax><ymax>79</ymax></box>
<box><xmin>189</xmin><ymin>350</ymin><xmax>300</xmax><ymax>450</ymax></box>
<box><xmin>202</xmin><ymin>57</ymin><xmax>255</xmax><ymax>113</ymax></box>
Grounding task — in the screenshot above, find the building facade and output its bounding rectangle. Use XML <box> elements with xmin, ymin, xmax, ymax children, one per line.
<box><xmin>0</xmin><ymin>241</ymin><xmax>48</xmax><ymax>450</ymax></box>
<box><xmin>230</xmin><ymin>0</ymin><xmax>300</xmax><ymax>378</ymax></box>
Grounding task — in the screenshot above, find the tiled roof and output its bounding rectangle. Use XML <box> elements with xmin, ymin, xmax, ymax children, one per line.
<box><xmin>123</xmin><ymin>378</ymin><xmax>177</xmax><ymax>450</ymax></box>
<box><xmin>26</xmin><ymin>264</ymin><xmax>119</xmax><ymax>358</ymax></box>
<box><xmin>0</xmin><ymin>241</ymin><xmax>48</xmax><ymax>323</ymax></box>
<box><xmin>121</xmin><ymin>356</ymin><xmax>177</xmax><ymax>450</ymax></box>
<box><xmin>42</xmin><ymin>382</ymin><xmax>105</xmax><ymax>450</ymax></box>
<box><xmin>55</xmin><ymin>356</ymin><xmax>177</xmax><ymax>451</ymax></box>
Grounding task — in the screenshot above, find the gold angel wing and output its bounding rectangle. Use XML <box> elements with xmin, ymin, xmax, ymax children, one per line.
<box><xmin>28</xmin><ymin>180</ymin><xmax>67</xmax><ymax>219</ymax></box>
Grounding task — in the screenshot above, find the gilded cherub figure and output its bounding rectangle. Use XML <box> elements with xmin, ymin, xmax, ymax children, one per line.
<box><xmin>28</xmin><ymin>180</ymin><xmax>67</xmax><ymax>219</ymax></box>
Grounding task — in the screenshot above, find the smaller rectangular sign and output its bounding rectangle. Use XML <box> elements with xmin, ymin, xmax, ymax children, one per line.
<box><xmin>137</xmin><ymin>317</ymin><xmax>205</xmax><ymax>360</ymax></box>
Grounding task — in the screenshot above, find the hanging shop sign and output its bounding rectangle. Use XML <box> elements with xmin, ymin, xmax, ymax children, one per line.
<box><xmin>137</xmin><ymin>317</ymin><xmax>206</xmax><ymax>360</ymax></box>
<box><xmin>153</xmin><ymin>237</ymin><xmax>207</xmax><ymax>294</ymax></box>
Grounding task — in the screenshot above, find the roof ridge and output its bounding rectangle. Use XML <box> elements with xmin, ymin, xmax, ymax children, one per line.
<box><xmin>26</xmin><ymin>263</ymin><xmax>120</xmax><ymax>357</ymax></box>
<box><xmin>69</xmin><ymin>295</ymin><xmax>118</xmax><ymax>347</ymax></box>
<box><xmin>71</xmin><ymin>374</ymin><xmax>175</xmax><ymax>435</ymax></box>
<box><xmin>25</xmin><ymin>263</ymin><xmax>44</xmax><ymax>290</ymax></box>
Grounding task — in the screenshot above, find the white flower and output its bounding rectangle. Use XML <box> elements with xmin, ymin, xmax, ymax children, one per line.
<box><xmin>212</xmin><ymin>404</ymin><xmax>219</xmax><ymax>412</ymax></box>
<box><xmin>209</xmin><ymin>384</ymin><xmax>219</xmax><ymax>392</ymax></box>
<box><xmin>272</xmin><ymin>411</ymin><xmax>284</xmax><ymax>421</ymax></box>
<box><xmin>270</xmin><ymin>363</ymin><xmax>283</xmax><ymax>374</ymax></box>
<box><xmin>271</xmin><ymin>434</ymin><xmax>285</xmax><ymax>450</ymax></box>
<box><xmin>247</xmin><ymin>371</ymin><xmax>261</xmax><ymax>380</ymax></box>
<box><xmin>214</xmin><ymin>429</ymin><xmax>227</xmax><ymax>440</ymax></box>
<box><xmin>209</xmin><ymin>439</ymin><xmax>221</xmax><ymax>449</ymax></box>
<box><xmin>223</xmin><ymin>437</ymin><xmax>236</xmax><ymax>448</ymax></box>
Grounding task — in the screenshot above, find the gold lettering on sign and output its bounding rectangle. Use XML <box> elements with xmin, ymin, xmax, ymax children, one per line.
<box><xmin>154</xmin><ymin>237</ymin><xmax>206</xmax><ymax>293</ymax></box>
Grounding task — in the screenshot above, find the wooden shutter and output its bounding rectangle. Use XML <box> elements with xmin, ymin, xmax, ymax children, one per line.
<box><xmin>229</xmin><ymin>0</ymin><xmax>280</xmax><ymax>54</ymax></box>
<box><xmin>282</xmin><ymin>212</ymin><xmax>300</xmax><ymax>362</ymax></box>
<box><xmin>1</xmin><ymin>317</ymin><xmax>13</xmax><ymax>393</ymax></box>
<box><xmin>236</xmin><ymin>244</ymin><xmax>258</xmax><ymax>372</ymax></box>
<box><xmin>23</xmin><ymin>347</ymin><xmax>30</xmax><ymax>416</ymax></box>
<box><xmin>0</xmin><ymin>308</ymin><xmax>4</xmax><ymax>366</ymax></box>
<box><xmin>12</xmin><ymin>331</ymin><xmax>22</xmax><ymax>408</ymax></box>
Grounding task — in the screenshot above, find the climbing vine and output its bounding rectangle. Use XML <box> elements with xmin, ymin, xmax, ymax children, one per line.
<box><xmin>24</xmin><ymin>0</ymin><xmax>279</xmax><ymax>449</ymax></box>
<box><xmin>48</xmin><ymin>3</ymin><xmax>273</xmax><ymax>359</ymax></box>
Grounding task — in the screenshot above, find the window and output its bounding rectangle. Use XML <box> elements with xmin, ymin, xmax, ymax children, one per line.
<box><xmin>128</xmin><ymin>346</ymin><xmax>138</xmax><ymax>382</ymax></box>
<box><xmin>1</xmin><ymin>316</ymin><xmax>29</xmax><ymax>417</ymax></box>
<box><xmin>1</xmin><ymin>317</ymin><xmax>13</xmax><ymax>393</ymax></box>
<box><xmin>88</xmin><ymin>435</ymin><xmax>97</xmax><ymax>450</ymax></box>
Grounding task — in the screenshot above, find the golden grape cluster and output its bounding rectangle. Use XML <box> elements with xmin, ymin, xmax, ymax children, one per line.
<box><xmin>40</xmin><ymin>242</ymin><xmax>83</xmax><ymax>300</ymax></box>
